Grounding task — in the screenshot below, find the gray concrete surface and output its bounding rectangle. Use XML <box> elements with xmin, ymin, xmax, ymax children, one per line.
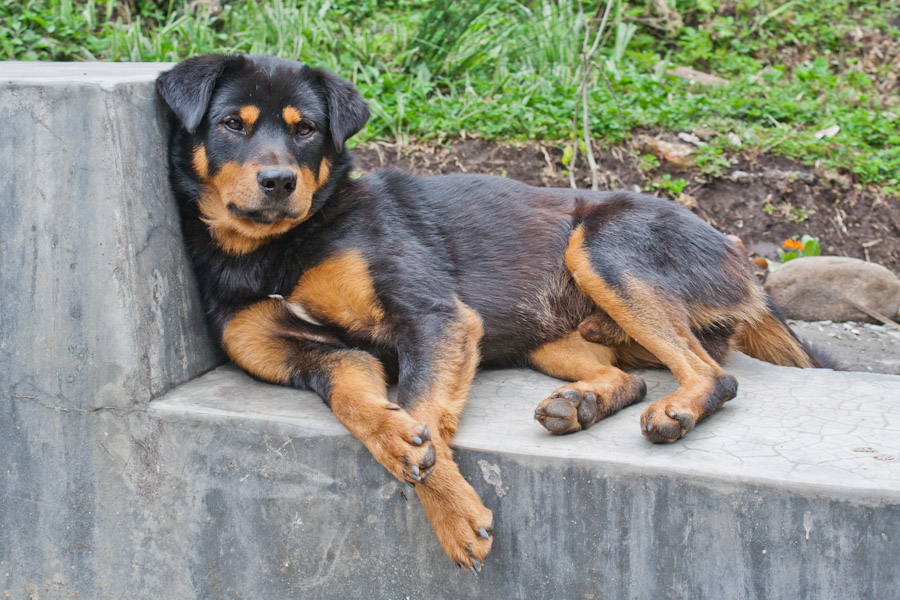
<box><xmin>147</xmin><ymin>355</ymin><xmax>900</xmax><ymax>599</ymax></box>
<box><xmin>791</xmin><ymin>319</ymin><xmax>900</xmax><ymax>375</ymax></box>
<box><xmin>1</xmin><ymin>63</ymin><xmax>220</xmax><ymax>599</ymax></box>
<box><xmin>2</xmin><ymin>62</ymin><xmax>899</xmax><ymax>599</ymax></box>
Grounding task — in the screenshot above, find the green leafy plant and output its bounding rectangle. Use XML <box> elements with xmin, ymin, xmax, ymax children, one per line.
<box><xmin>647</xmin><ymin>174</ymin><xmax>687</xmax><ymax>197</ymax></box>
<box><xmin>769</xmin><ymin>235</ymin><xmax>821</xmax><ymax>271</ymax></box>
<box><xmin>3</xmin><ymin>0</ymin><xmax>898</xmax><ymax>194</ymax></box>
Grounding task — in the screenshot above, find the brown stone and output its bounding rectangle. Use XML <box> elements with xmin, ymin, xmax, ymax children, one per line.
<box><xmin>764</xmin><ymin>256</ymin><xmax>900</xmax><ymax>322</ymax></box>
<box><xmin>635</xmin><ymin>134</ymin><xmax>695</xmax><ymax>170</ymax></box>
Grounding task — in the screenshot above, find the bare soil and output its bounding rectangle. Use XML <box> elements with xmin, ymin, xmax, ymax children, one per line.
<box><xmin>353</xmin><ymin>138</ymin><xmax>900</xmax><ymax>271</ymax></box>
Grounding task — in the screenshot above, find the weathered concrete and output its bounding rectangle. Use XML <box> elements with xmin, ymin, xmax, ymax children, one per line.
<box><xmin>0</xmin><ymin>63</ymin><xmax>220</xmax><ymax>598</ymax></box>
<box><xmin>1</xmin><ymin>61</ymin><xmax>217</xmax><ymax>411</ymax></box>
<box><xmin>2</xmin><ymin>63</ymin><xmax>899</xmax><ymax>599</ymax></box>
<box><xmin>145</xmin><ymin>355</ymin><xmax>900</xmax><ymax>599</ymax></box>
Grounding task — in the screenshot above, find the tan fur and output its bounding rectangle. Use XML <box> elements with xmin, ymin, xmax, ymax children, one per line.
<box><xmin>565</xmin><ymin>226</ymin><xmax>728</xmax><ymax>440</ymax></box>
<box><xmin>530</xmin><ymin>331</ymin><xmax>645</xmax><ymax>433</ymax></box>
<box><xmin>289</xmin><ymin>251</ymin><xmax>389</xmax><ymax>339</ymax></box>
<box><xmin>413</xmin><ymin>442</ymin><xmax>493</xmax><ymax>568</ymax></box>
<box><xmin>192</xmin><ymin>145</ymin><xmax>209</xmax><ymax>179</ymax></box>
<box><xmin>734</xmin><ymin>313</ymin><xmax>815</xmax><ymax>368</ymax></box>
<box><xmin>238</xmin><ymin>105</ymin><xmax>260</xmax><ymax>130</ymax></box>
<box><xmin>408</xmin><ymin>300</ymin><xmax>483</xmax><ymax>440</ymax></box>
<box><xmin>221</xmin><ymin>299</ymin><xmax>301</xmax><ymax>384</ymax></box>
<box><xmin>406</xmin><ymin>300</ymin><xmax>492</xmax><ymax>568</ymax></box>
<box><xmin>565</xmin><ymin>226</ymin><xmax>720</xmax><ymax>385</ymax></box>
<box><xmin>282</xmin><ymin>105</ymin><xmax>302</xmax><ymax>126</ymax></box>
<box><xmin>196</xmin><ymin>161</ymin><xmax>313</xmax><ymax>255</ymax></box>
<box><xmin>317</xmin><ymin>158</ymin><xmax>331</xmax><ymax>187</ymax></box>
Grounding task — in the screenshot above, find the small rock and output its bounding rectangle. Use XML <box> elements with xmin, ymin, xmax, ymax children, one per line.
<box><xmin>727</xmin><ymin>132</ymin><xmax>742</xmax><ymax>148</ymax></box>
<box><xmin>752</xmin><ymin>256</ymin><xmax>769</xmax><ymax>270</ymax></box>
<box><xmin>635</xmin><ymin>134</ymin><xmax>695</xmax><ymax>169</ymax></box>
<box><xmin>677</xmin><ymin>132</ymin><xmax>707</xmax><ymax>147</ymax></box>
<box><xmin>764</xmin><ymin>256</ymin><xmax>900</xmax><ymax>322</ymax></box>
<box><xmin>665</xmin><ymin>66</ymin><xmax>729</xmax><ymax>87</ymax></box>
<box><xmin>675</xmin><ymin>193</ymin><xmax>698</xmax><ymax>210</ymax></box>
<box><xmin>814</xmin><ymin>125</ymin><xmax>840</xmax><ymax>139</ymax></box>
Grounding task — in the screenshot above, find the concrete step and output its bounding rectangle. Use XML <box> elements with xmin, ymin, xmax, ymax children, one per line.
<box><xmin>150</xmin><ymin>353</ymin><xmax>900</xmax><ymax>599</ymax></box>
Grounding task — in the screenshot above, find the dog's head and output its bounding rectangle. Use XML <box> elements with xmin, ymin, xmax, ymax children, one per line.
<box><xmin>157</xmin><ymin>54</ymin><xmax>369</xmax><ymax>253</ymax></box>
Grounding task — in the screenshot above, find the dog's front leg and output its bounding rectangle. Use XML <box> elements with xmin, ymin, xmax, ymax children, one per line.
<box><xmin>394</xmin><ymin>299</ymin><xmax>494</xmax><ymax>572</ymax></box>
<box><xmin>223</xmin><ymin>298</ymin><xmax>437</xmax><ymax>485</ymax></box>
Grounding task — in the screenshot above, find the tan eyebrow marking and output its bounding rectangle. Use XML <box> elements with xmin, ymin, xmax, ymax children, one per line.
<box><xmin>282</xmin><ymin>106</ymin><xmax>303</xmax><ymax>127</ymax></box>
<box><xmin>238</xmin><ymin>105</ymin><xmax>260</xmax><ymax>128</ymax></box>
<box><xmin>192</xmin><ymin>144</ymin><xmax>208</xmax><ymax>179</ymax></box>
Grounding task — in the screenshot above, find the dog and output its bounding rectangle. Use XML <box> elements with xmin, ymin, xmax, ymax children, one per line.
<box><xmin>157</xmin><ymin>54</ymin><xmax>825</xmax><ymax>572</ymax></box>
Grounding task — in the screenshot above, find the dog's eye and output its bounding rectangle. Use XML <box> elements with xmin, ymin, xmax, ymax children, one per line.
<box><xmin>295</xmin><ymin>122</ymin><xmax>315</xmax><ymax>138</ymax></box>
<box><xmin>222</xmin><ymin>117</ymin><xmax>245</xmax><ymax>133</ymax></box>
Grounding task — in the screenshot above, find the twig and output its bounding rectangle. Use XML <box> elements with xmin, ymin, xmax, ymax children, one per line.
<box><xmin>846</xmin><ymin>299</ymin><xmax>900</xmax><ymax>331</ymax></box>
<box><xmin>575</xmin><ymin>0</ymin><xmax>614</xmax><ymax>190</ymax></box>
<box><xmin>539</xmin><ymin>145</ymin><xmax>557</xmax><ymax>178</ymax></box>
<box><xmin>597</xmin><ymin>61</ymin><xmax>628</xmax><ymax>145</ymax></box>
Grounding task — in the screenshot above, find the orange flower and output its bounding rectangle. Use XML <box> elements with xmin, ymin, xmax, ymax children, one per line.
<box><xmin>783</xmin><ymin>239</ymin><xmax>804</xmax><ymax>251</ymax></box>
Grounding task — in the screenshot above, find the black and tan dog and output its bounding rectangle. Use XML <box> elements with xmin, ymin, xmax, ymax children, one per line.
<box><xmin>157</xmin><ymin>54</ymin><xmax>825</xmax><ymax>572</ymax></box>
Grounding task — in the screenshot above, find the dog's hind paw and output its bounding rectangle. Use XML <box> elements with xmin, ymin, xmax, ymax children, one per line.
<box><xmin>534</xmin><ymin>388</ymin><xmax>592</xmax><ymax>434</ymax></box>
<box><xmin>535</xmin><ymin>376</ymin><xmax>647</xmax><ymax>435</ymax></box>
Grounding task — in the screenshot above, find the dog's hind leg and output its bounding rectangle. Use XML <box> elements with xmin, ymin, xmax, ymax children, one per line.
<box><xmin>564</xmin><ymin>225</ymin><xmax>738</xmax><ymax>443</ymax></box>
<box><xmin>530</xmin><ymin>330</ymin><xmax>647</xmax><ymax>434</ymax></box>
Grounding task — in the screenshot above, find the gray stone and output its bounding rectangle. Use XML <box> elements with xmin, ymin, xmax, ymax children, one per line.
<box><xmin>765</xmin><ymin>256</ymin><xmax>900</xmax><ymax>322</ymax></box>
<box><xmin>788</xmin><ymin>319</ymin><xmax>900</xmax><ymax>375</ymax></box>
<box><xmin>144</xmin><ymin>355</ymin><xmax>900</xmax><ymax>599</ymax></box>
<box><xmin>0</xmin><ymin>61</ymin><xmax>219</xmax><ymax>411</ymax></box>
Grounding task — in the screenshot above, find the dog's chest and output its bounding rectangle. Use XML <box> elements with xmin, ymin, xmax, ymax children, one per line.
<box><xmin>287</xmin><ymin>250</ymin><xmax>388</xmax><ymax>339</ymax></box>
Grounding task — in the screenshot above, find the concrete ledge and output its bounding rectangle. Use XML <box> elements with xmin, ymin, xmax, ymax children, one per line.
<box><xmin>149</xmin><ymin>353</ymin><xmax>900</xmax><ymax>598</ymax></box>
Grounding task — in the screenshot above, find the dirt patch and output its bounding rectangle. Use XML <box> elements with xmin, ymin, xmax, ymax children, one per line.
<box><xmin>353</xmin><ymin>138</ymin><xmax>900</xmax><ymax>271</ymax></box>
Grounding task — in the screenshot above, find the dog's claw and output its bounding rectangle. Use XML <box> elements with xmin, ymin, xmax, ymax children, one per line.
<box><xmin>385</xmin><ymin>403</ymin><xmax>401</xmax><ymax>411</ymax></box>
<box><xmin>411</xmin><ymin>436</ymin><xmax>423</xmax><ymax>446</ymax></box>
<box><xmin>478</xmin><ymin>527</ymin><xmax>490</xmax><ymax>540</ymax></box>
<box><xmin>411</xmin><ymin>465</ymin><xmax>420</xmax><ymax>477</ymax></box>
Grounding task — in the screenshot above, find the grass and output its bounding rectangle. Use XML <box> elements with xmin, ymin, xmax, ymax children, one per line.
<box><xmin>3</xmin><ymin>0</ymin><xmax>899</xmax><ymax>194</ymax></box>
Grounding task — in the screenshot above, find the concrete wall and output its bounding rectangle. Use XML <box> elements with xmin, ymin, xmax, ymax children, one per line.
<box><xmin>0</xmin><ymin>63</ymin><xmax>221</xmax><ymax>598</ymax></box>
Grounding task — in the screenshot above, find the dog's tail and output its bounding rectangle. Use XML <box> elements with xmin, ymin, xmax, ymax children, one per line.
<box><xmin>734</xmin><ymin>298</ymin><xmax>838</xmax><ymax>369</ymax></box>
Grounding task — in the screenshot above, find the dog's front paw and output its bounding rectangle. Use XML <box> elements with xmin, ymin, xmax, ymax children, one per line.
<box><xmin>419</xmin><ymin>481</ymin><xmax>493</xmax><ymax>573</ymax></box>
<box><xmin>370</xmin><ymin>405</ymin><xmax>437</xmax><ymax>484</ymax></box>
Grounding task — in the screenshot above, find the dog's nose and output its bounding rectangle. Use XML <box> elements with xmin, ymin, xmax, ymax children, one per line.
<box><xmin>257</xmin><ymin>168</ymin><xmax>297</xmax><ymax>201</ymax></box>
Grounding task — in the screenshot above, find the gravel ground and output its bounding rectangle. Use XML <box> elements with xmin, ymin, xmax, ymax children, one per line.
<box><xmin>789</xmin><ymin>320</ymin><xmax>900</xmax><ymax>375</ymax></box>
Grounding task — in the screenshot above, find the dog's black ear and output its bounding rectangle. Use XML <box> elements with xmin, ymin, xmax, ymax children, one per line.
<box><xmin>157</xmin><ymin>54</ymin><xmax>243</xmax><ymax>133</ymax></box>
<box><xmin>318</xmin><ymin>70</ymin><xmax>370</xmax><ymax>152</ymax></box>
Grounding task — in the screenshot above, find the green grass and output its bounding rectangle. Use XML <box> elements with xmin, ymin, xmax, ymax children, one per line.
<box><xmin>3</xmin><ymin>0</ymin><xmax>899</xmax><ymax>194</ymax></box>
